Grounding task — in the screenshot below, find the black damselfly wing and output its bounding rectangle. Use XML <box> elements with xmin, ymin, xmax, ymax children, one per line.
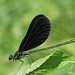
<box><xmin>18</xmin><ymin>14</ymin><xmax>51</xmax><ymax>52</ymax></box>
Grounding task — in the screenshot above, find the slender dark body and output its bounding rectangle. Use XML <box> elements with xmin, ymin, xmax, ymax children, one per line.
<box><xmin>9</xmin><ymin>14</ymin><xmax>51</xmax><ymax>62</ymax></box>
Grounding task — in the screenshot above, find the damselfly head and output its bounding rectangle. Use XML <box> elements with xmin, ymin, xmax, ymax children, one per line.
<box><xmin>9</xmin><ymin>55</ymin><xmax>14</xmax><ymax>60</ymax></box>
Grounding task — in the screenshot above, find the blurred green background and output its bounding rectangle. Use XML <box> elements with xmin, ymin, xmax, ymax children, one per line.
<box><xmin>0</xmin><ymin>0</ymin><xmax>75</xmax><ymax>75</ymax></box>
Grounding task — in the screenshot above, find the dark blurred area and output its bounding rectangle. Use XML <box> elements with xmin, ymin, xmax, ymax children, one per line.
<box><xmin>0</xmin><ymin>0</ymin><xmax>75</xmax><ymax>75</ymax></box>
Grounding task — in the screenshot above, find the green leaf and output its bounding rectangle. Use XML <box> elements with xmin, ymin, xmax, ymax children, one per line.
<box><xmin>44</xmin><ymin>56</ymin><xmax>75</xmax><ymax>75</ymax></box>
<box><xmin>27</xmin><ymin>50</ymin><xmax>68</xmax><ymax>75</ymax></box>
